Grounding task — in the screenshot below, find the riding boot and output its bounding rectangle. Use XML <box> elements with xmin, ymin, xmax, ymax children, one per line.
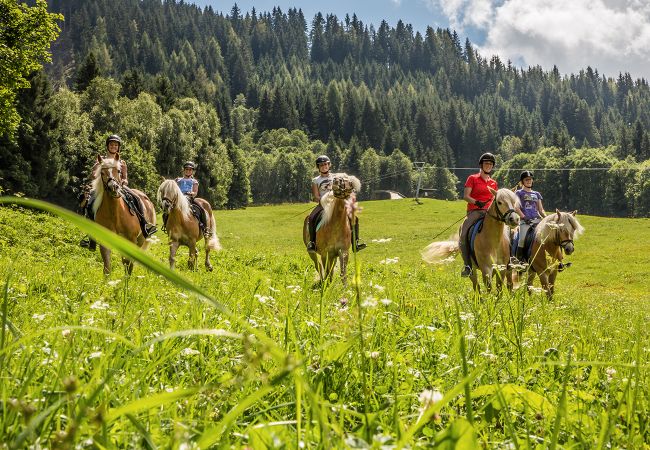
<box><xmin>459</xmin><ymin>240</ymin><xmax>472</xmax><ymax>277</ymax></box>
<box><xmin>516</xmin><ymin>246</ymin><xmax>525</xmax><ymax>263</ymax></box>
<box><xmin>352</xmin><ymin>219</ymin><xmax>366</xmax><ymax>251</ymax></box>
<box><xmin>162</xmin><ymin>212</ymin><xmax>168</xmax><ymax>232</ymax></box>
<box><xmin>307</xmin><ymin>219</ymin><xmax>317</xmax><ymax>253</ymax></box>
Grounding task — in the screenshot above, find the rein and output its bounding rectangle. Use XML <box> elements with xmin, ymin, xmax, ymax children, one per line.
<box><xmin>487</xmin><ymin>202</ymin><xmax>516</xmax><ymax>223</ymax></box>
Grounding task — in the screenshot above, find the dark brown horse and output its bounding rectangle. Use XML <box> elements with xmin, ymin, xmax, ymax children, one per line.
<box><xmin>302</xmin><ymin>174</ymin><xmax>361</xmax><ymax>284</ymax></box>
<box><xmin>157</xmin><ymin>179</ymin><xmax>221</xmax><ymax>271</ymax></box>
<box><xmin>521</xmin><ymin>210</ymin><xmax>584</xmax><ymax>299</ymax></box>
<box><xmin>422</xmin><ymin>188</ymin><xmax>521</xmax><ymax>292</ymax></box>
<box><xmin>92</xmin><ymin>154</ymin><xmax>156</xmax><ymax>275</ymax></box>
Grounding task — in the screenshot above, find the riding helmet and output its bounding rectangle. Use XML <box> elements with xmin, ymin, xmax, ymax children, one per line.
<box><xmin>520</xmin><ymin>170</ymin><xmax>534</xmax><ymax>181</ymax></box>
<box><xmin>478</xmin><ymin>152</ymin><xmax>496</xmax><ymax>165</ymax></box>
<box><xmin>184</xmin><ymin>161</ymin><xmax>196</xmax><ymax>170</ymax></box>
<box><xmin>315</xmin><ymin>155</ymin><xmax>331</xmax><ymax>167</ymax></box>
<box><xmin>106</xmin><ymin>134</ymin><xmax>122</xmax><ymax>147</ymax></box>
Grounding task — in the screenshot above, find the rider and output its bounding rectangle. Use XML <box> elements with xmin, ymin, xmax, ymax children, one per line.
<box><xmin>172</xmin><ymin>161</ymin><xmax>208</xmax><ymax>236</ymax></box>
<box><xmin>80</xmin><ymin>135</ymin><xmax>157</xmax><ymax>250</ymax></box>
<box><xmin>306</xmin><ymin>155</ymin><xmax>366</xmax><ymax>253</ymax></box>
<box><xmin>458</xmin><ymin>152</ymin><xmax>498</xmax><ymax>277</ymax></box>
<box><xmin>512</xmin><ymin>170</ymin><xmax>546</xmax><ymax>263</ymax></box>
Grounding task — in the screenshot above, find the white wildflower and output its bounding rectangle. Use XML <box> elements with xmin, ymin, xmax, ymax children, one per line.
<box><xmin>371</xmin><ymin>238</ymin><xmax>392</xmax><ymax>244</ymax></box>
<box><xmin>90</xmin><ymin>300</ymin><xmax>110</xmax><ymax>310</ymax></box>
<box><xmin>380</xmin><ymin>298</ymin><xmax>392</xmax><ymax>306</ymax></box>
<box><xmin>438</xmin><ymin>353</ymin><xmax>448</xmax><ymax>360</ymax></box>
<box><xmin>419</xmin><ymin>389</ymin><xmax>443</xmax><ymax>408</ymax></box>
<box><xmin>32</xmin><ymin>313</ymin><xmax>46</xmax><ymax>321</ymax></box>
<box><xmin>362</xmin><ymin>296</ymin><xmax>378</xmax><ymax>308</ymax></box>
<box><xmin>269</xmin><ymin>286</ymin><xmax>280</xmax><ymax>293</ymax></box>
<box><xmin>107</xmin><ymin>279</ymin><xmax>121</xmax><ymax>287</ymax></box>
<box><xmin>181</xmin><ymin>348</ymin><xmax>200</xmax><ymax>356</ymax></box>
<box><xmin>379</xmin><ymin>257</ymin><xmax>400</xmax><ymax>265</ymax></box>
<box><xmin>605</xmin><ymin>367</ymin><xmax>616</xmax><ymax>381</ymax></box>
<box><xmin>370</xmin><ymin>351</ymin><xmax>380</xmax><ymax>359</ymax></box>
<box><xmin>88</xmin><ymin>351</ymin><xmax>102</xmax><ymax>359</ymax></box>
<box><xmin>61</xmin><ymin>329</ymin><xmax>72</xmax><ymax>338</ymax></box>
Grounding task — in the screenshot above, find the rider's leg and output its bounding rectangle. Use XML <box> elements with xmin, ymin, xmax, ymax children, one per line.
<box><xmin>352</xmin><ymin>218</ymin><xmax>366</xmax><ymax>251</ymax></box>
<box><xmin>307</xmin><ymin>205</ymin><xmax>322</xmax><ymax>252</ymax></box>
<box><xmin>458</xmin><ymin>210</ymin><xmax>484</xmax><ymax>277</ymax></box>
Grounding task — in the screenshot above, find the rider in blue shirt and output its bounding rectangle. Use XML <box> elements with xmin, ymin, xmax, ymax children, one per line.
<box><xmin>176</xmin><ymin>161</ymin><xmax>199</xmax><ymax>198</ymax></box>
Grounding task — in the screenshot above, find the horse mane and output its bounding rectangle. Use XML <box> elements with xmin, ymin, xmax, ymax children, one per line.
<box><xmin>157</xmin><ymin>179</ymin><xmax>191</xmax><ymax>218</ymax></box>
<box><xmin>91</xmin><ymin>157</ymin><xmax>120</xmax><ymax>215</ymax></box>
<box><xmin>320</xmin><ymin>173</ymin><xmax>361</xmax><ymax>227</ymax></box>
<box><xmin>536</xmin><ymin>211</ymin><xmax>585</xmax><ymax>243</ymax></box>
<box><xmin>495</xmin><ymin>188</ymin><xmax>520</xmax><ymax>209</ymax></box>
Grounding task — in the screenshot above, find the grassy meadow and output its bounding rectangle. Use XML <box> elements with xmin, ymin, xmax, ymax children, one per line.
<box><xmin>0</xmin><ymin>197</ymin><xmax>649</xmax><ymax>448</ymax></box>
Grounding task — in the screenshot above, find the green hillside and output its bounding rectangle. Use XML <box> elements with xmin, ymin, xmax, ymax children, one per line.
<box><xmin>0</xmin><ymin>200</ymin><xmax>648</xmax><ymax>447</ymax></box>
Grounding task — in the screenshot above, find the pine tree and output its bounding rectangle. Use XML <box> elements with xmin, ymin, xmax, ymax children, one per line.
<box><xmin>74</xmin><ymin>52</ymin><xmax>100</xmax><ymax>92</ymax></box>
<box><xmin>225</xmin><ymin>140</ymin><xmax>250</xmax><ymax>208</ymax></box>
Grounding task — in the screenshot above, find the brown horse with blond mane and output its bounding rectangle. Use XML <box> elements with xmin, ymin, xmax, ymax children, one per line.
<box><xmin>519</xmin><ymin>209</ymin><xmax>584</xmax><ymax>299</ymax></box>
<box><xmin>92</xmin><ymin>153</ymin><xmax>157</xmax><ymax>275</ymax></box>
<box><xmin>422</xmin><ymin>187</ymin><xmax>521</xmax><ymax>293</ymax></box>
<box><xmin>303</xmin><ymin>173</ymin><xmax>361</xmax><ymax>284</ymax></box>
<box><xmin>157</xmin><ymin>179</ymin><xmax>221</xmax><ymax>271</ymax></box>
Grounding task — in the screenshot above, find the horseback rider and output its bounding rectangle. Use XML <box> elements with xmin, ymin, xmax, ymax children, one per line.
<box><xmin>306</xmin><ymin>155</ymin><xmax>366</xmax><ymax>253</ymax></box>
<box><xmin>80</xmin><ymin>135</ymin><xmax>157</xmax><ymax>250</ymax></box>
<box><xmin>511</xmin><ymin>170</ymin><xmax>546</xmax><ymax>264</ymax></box>
<box><xmin>458</xmin><ymin>152</ymin><xmax>498</xmax><ymax>277</ymax></box>
<box><xmin>171</xmin><ymin>161</ymin><xmax>209</xmax><ymax>236</ymax></box>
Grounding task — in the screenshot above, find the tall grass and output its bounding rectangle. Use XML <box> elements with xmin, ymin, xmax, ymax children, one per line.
<box><xmin>0</xmin><ymin>196</ymin><xmax>648</xmax><ymax>448</ymax></box>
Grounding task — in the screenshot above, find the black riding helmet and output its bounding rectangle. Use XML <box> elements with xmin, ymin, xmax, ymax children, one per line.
<box><xmin>315</xmin><ymin>155</ymin><xmax>330</xmax><ymax>167</ymax></box>
<box><xmin>520</xmin><ymin>170</ymin><xmax>534</xmax><ymax>181</ymax></box>
<box><xmin>106</xmin><ymin>134</ymin><xmax>122</xmax><ymax>148</ymax></box>
<box><xmin>478</xmin><ymin>152</ymin><xmax>496</xmax><ymax>165</ymax></box>
<box><xmin>184</xmin><ymin>161</ymin><xmax>196</xmax><ymax>170</ymax></box>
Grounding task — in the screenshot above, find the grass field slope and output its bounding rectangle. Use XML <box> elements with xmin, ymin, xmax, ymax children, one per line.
<box><xmin>0</xmin><ymin>198</ymin><xmax>648</xmax><ymax>448</ymax></box>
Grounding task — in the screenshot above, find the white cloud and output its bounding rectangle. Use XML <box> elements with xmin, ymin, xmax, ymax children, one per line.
<box><xmin>428</xmin><ymin>0</ymin><xmax>650</xmax><ymax>79</ymax></box>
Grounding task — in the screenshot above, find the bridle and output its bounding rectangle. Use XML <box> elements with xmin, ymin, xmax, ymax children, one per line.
<box><xmin>101</xmin><ymin>164</ymin><xmax>123</xmax><ymax>198</ymax></box>
<box><xmin>332</xmin><ymin>176</ymin><xmax>354</xmax><ymax>199</ymax></box>
<box><xmin>554</xmin><ymin>226</ymin><xmax>574</xmax><ymax>251</ymax></box>
<box><xmin>488</xmin><ymin>195</ymin><xmax>517</xmax><ymax>224</ymax></box>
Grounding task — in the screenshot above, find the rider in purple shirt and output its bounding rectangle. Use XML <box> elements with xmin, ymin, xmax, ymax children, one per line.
<box><xmin>513</xmin><ymin>170</ymin><xmax>546</xmax><ymax>263</ymax></box>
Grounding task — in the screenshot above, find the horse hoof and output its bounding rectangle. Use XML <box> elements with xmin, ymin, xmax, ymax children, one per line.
<box><xmin>206</xmin><ymin>265</ymin><xmax>213</xmax><ymax>272</ymax></box>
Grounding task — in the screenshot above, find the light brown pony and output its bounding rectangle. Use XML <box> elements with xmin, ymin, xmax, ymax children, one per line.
<box><xmin>157</xmin><ymin>179</ymin><xmax>221</xmax><ymax>271</ymax></box>
<box><xmin>422</xmin><ymin>187</ymin><xmax>521</xmax><ymax>292</ymax></box>
<box><xmin>302</xmin><ymin>173</ymin><xmax>361</xmax><ymax>284</ymax></box>
<box><xmin>92</xmin><ymin>154</ymin><xmax>156</xmax><ymax>275</ymax></box>
<box><xmin>521</xmin><ymin>210</ymin><xmax>584</xmax><ymax>299</ymax></box>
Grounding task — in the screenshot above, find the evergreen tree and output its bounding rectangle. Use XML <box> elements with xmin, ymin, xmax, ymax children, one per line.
<box><xmin>74</xmin><ymin>52</ymin><xmax>101</xmax><ymax>92</ymax></box>
<box><xmin>225</xmin><ymin>140</ymin><xmax>251</xmax><ymax>208</ymax></box>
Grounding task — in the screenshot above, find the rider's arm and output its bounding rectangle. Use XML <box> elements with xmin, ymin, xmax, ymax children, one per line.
<box><xmin>463</xmin><ymin>187</ymin><xmax>478</xmax><ymax>205</ymax></box>
<box><xmin>312</xmin><ymin>183</ymin><xmax>320</xmax><ymax>202</ymax></box>
<box><xmin>515</xmin><ymin>204</ymin><xmax>525</xmax><ymax>218</ymax></box>
<box><xmin>191</xmin><ymin>180</ymin><xmax>199</xmax><ymax>198</ymax></box>
<box><xmin>537</xmin><ymin>199</ymin><xmax>546</xmax><ymax>218</ymax></box>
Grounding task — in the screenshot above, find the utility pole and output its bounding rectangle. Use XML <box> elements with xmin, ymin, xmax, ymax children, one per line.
<box><xmin>414</xmin><ymin>162</ymin><xmax>426</xmax><ymax>204</ymax></box>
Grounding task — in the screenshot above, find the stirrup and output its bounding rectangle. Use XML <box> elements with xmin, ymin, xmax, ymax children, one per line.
<box><xmin>354</xmin><ymin>240</ymin><xmax>366</xmax><ymax>251</ymax></box>
<box><xmin>144</xmin><ymin>224</ymin><xmax>158</xmax><ymax>238</ymax></box>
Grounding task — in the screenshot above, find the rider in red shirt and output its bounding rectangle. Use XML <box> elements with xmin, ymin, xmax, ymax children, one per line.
<box><xmin>459</xmin><ymin>152</ymin><xmax>498</xmax><ymax>277</ymax></box>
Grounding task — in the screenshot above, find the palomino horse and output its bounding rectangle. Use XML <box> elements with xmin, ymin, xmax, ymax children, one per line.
<box><xmin>302</xmin><ymin>173</ymin><xmax>361</xmax><ymax>284</ymax></box>
<box><xmin>92</xmin><ymin>154</ymin><xmax>156</xmax><ymax>275</ymax></box>
<box><xmin>157</xmin><ymin>180</ymin><xmax>221</xmax><ymax>271</ymax></box>
<box><xmin>422</xmin><ymin>187</ymin><xmax>520</xmax><ymax>292</ymax></box>
<box><xmin>520</xmin><ymin>210</ymin><xmax>584</xmax><ymax>299</ymax></box>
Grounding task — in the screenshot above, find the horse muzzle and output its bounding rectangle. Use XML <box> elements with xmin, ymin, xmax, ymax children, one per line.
<box><xmin>562</xmin><ymin>242</ymin><xmax>575</xmax><ymax>254</ymax></box>
<box><xmin>506</xmin><ymin>212</ymin><xmax>520</xmax><ymax>229</ymax></box>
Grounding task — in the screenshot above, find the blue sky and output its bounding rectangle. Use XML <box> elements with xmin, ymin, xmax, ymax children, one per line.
<box><xmin>190</xmin><ymin>0</ymin><xmax>650</xmax><ymax>80</ymax></box>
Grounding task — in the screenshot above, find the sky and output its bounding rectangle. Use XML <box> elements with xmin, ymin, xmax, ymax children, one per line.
<box><xmin>190</xmin><ymin>0</ymin><xmax>650</xmax><ymax>80</ymax></box>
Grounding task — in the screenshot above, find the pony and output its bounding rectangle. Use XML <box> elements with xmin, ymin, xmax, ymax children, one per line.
<box><xmin>157</xmin><ymin>179</ymin><xmax>221</xmax><ymax>271</ymax></box>
<box><xmin>302</xmin><ymin>173</ymin><xmax>361</xmax><ymax>284</ymax></box>
<box><xmin>422</xmin><ymin>187</ymin><xmax>521</xmax><ymax>292</ymax></box>
<box><xmin>519</xmin><ymin>210</ymin><xmax>584</xmax><ymax>299</ymax></box>
<box><xmin>92</xmin><ymin>154</ymin><xmax>156</xmax><ymax>275</ymax></box>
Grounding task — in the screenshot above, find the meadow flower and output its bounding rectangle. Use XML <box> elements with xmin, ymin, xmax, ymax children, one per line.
<box><xmin>379</xmin><ymin>257</ymin><xmax>399</xmax><ymax>265</ymax></box>
<box><xmin>380</xmin><ymin>298</ymin><xmax>392</xmax><ymax>306</ymax></box>
<box><xmin>371</xmin><ymin>238</ymin><xmax>392</xmax><ymax>243</ymax></box>
<box><xmin>370</xmin><ymin>351</ymin><xmax>380</xmax><ymax>359</ymax></box>
<box><xmin>107</xmin><ymin>279</ymin><xmax>121</xmax><ymax>287</ymax></box>
<box><xmin>269</xmin><ymin>286</ymin><xmax>280</xmax><ymax>293</ymax></box>
<box><xmin>480</xmin><ymin>349</ymin><xmax>497</xmax><ymax>360</ymax></box>
<box><xmin>90</xmin><ymin>300</ymin><xmax>110</xmax><ymax>310</ymax></box>
<box><xmin>88</xmin><ymin>351</ymin><xmax>102</xmax><ymax>359</ymax></box>
<box><xmin>370</xmin><ymin>283</ymin><xmax>386</xmax><ymax>292</ymax></box>
<box><xmin>32</xmin><ymin>313</ymin><xmax>46</xmax><ymax>321</ymax></box>
<box><xmin>287</xmin><ymin>285</ymin><xmax>302</xmax><ymax>294</ymax></box>
<box><xmin>438</xmin><ymin>353</ymin><xmax>448</xmax><ymax>360</ymax></box>
<box><xmin>254</xmin><ymin>294</ymin><xmax>274</xmax><ymax>304</ymax></box>
<box><xmin>362</xmin><ymin>296</ymin><xmax>378</xmax><ymax>308</ymax></box>
<box><xmin>417</xmin><ymin>389</ymin><xmax>443</xmax><ymax>421</ymax></box>
<box><xmin>605</xmin><ymin>367</ymin><xmax>616</xmax><ymax>381</ymax></box>
<box><xmin>61</xmin><ymin>329</ymin><xmax>72</xmax><ymax>339</ymax></box>
<box><xmin>181</xmin><ymin>348</ymin><xmax>200</xmax><ymax>356</ymax></box>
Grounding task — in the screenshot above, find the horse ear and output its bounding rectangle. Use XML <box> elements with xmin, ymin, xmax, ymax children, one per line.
<box><xmin>114</xmin><ymin>152</ymin><xmax>120</xmax><ymax>160</ymax></box>
<box><xmin>96</xmin><ymin>154</ymin><xmax>103</xmax><ymax>163</ymax></box>
<box><xmin>555</xmin><ymin>209</ymin><xmax>561</xmax><ymax>221</ymax></box>
<box><xmin>570</xmin><ymin>210</ymin><xmax>577</xmax><ymax>216</ymax></box>
<box><xmin>488</xmin><ymin>186</ymin><xmax>498</xmax><ymax>196</ymax></box>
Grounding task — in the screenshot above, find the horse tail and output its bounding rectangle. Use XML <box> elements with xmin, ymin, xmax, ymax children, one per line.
<box><xmin>206</xmin><ymin>213</ymin><xmax>222</xmax><ymax>251</ymax></box>
<box><xmin>421</xmin><ymin>239</ymin><xmax>459</xmax><ymax>264</ymax></box>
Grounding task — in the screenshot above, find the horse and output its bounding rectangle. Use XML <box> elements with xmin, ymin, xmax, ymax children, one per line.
<box><xmin>519</xmin><ymin>210</ymin><xmax>584</xmax><ymax>299</ymax></box>
<box><xmin>92</xmin><ymin>154</ymin><xmax>157</xmax><ymax>275</ymax></box>
<box><xmin>422</xmin><ymin>187</ymin><xmax>521</xmax><ymax>293</ymax></box>
<box><xmin>157</xmin><ymin>180</ymin><xmax>221</xmax><ymax>271</ymax></box>
<box><xmin>302</xmin><ymin>173</ymin><xmax>361</xmax><ymax>285</ymax></box>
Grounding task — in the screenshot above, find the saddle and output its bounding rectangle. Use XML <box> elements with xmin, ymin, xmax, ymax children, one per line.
<box><xmin>510</xmin><ymin>222</ymin><xmax>538</xmax><ymax>262</ymax></box>
<box><xmin>190</xmin><ymin>202</ymin><xmax>208</xmax><ymax>233</ymax></box>
<box><xmin>121</xmin><ymin>189</ymin><xmax>144</xmax><ymax>218</ymax></box>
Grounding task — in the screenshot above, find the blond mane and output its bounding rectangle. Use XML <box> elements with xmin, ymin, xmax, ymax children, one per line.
<box><xmin>91</xmin><ymin>158</ymin><xmax>121</xmax><ymax>215</ymax></box>
<box><xmin>157</xmin><ymin>179</ymin><xmax>192</xmax><ymax>218</ymax></box>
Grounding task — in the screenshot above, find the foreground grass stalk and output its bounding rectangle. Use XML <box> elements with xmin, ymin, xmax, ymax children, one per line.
<box><xmin>454</xmin><ymin>296</ymin><xmax>474</xmax><ymax>426</ymax></box>
<box><xmin>549</xmin><ymin>347</ymin><xmax>572</xmax><ymax>450</ymax></box>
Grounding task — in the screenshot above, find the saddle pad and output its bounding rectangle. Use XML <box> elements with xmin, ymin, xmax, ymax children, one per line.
<box><xmin>510</xmin><ymin>224</ymin><xmax>537</xmax><ymax>261</ymax></box>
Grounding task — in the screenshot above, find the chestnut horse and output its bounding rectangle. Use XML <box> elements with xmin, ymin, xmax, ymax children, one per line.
<box><xmin>92</xmin><ymin>154</ymin><xmax>156</xmax><ymax>275</ymax></box>
<box><xmin>302</xmin><ymin>174</ymin><xmax>361</xmax><ymax>284</ymax></box>
<box><xmin>422</xmin><ymin>187</ymin><xmax>520</xmax><ymax>292</ymax></box>
<box><xmin>157</xmin><ymin>179</ymin><xmax>221</xmax><ymax>271</ymax></box>
<box><xmin>521</xmin><ymin>210</ymin><xmax>584</xmax><ymax>299</ymax></box>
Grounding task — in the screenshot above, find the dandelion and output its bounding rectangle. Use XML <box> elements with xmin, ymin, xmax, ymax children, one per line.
<box><xmin>371</xmin><ymin>238</ymin><xmax>392</xmax><ymax>243</ymax></box>
<box><xmin>181</xmin><ymin>348</ymin><xmax>200</xmax><ymax>356</ymax></box>
<box><xmin>107</xmin><ymin>279</ymin><xmax>121</xmax><ymax>287</ymax></box>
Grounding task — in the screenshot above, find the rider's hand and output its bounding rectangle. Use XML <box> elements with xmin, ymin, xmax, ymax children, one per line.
<box><xmin>474</xmin><ymin>200</ymin><xmax>486</xmax><ymax>208</ymax></box>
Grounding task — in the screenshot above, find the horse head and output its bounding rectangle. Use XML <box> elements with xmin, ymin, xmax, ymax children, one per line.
<box><xmin>157</xmin><ymin>179</ymin><xmax>190</xmax><ymax>218</ymax></box>
<box><xmin>96</xmin><ymin>153</ymin><xmax>123</xmax><ymax>198</ymax></box>
<box><xmin>552</xmin><ymin>209</ymin><xmax>583</xmax><ymax>255</ymax></box>
<box><xmin>332</xmin><ymin>174</ymin><xmax>360</xmax><ymax>199</ymax></box>
<box><xmin>488</xmin><ymin>187</ymin><xmax>520</xmax><ymax>229</ymax></box>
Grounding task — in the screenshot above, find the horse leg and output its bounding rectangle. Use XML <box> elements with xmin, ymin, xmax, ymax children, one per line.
<box><xmin>100</xmin><ymin>245</ymin><xmax>111</xmax><ymax>275</ymax></box>
<box><xmin>188</xmin><ymin>243</ymin><xmax>197</xmax><ymax>271</ymax></box>
<box><xmin>169</xmin><ymin>241</ymin><xmax>180</xmax><ymax>270</ymax></box>
<box><xmin>324</xmin><ymin>253</ymin><xmax>336</xmax><ymax>283</ymax></box>
<box><xmin>547</xmin><ymin>268</ymin><xmax>558</xmax><ymax>300</ymax></box>
<box><xmin>339</xmin><ymin>250</ymin><xmax>348</xmax><ymax>286</ymax></box>
<box><xmin>204</xmin><ymin>237</ymin><xmax>213</xmax><ymax>272</ymax></box>
<box><xmin>482</xmin><ymin>266</ymin><xmax>493</xmax><ymax>293</ymax></box>
<box><xmin>538</xmin><ymin>272</ymin><xmax>550</xmax><ymax>297</ymax></box>
<box><xmin>470</xmin><ymin>269</ymin><xmax>480</xmax><ymax>293</ymax></box>
<box><xmin>526</xmin><ymin>271</ymin><xmax>536</xmax><ymax>295</ymax></box>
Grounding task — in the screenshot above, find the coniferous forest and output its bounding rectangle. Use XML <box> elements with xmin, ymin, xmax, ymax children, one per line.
<box><xmin>2</xmin><ymin>0</ymin><xmax>650</xmax><ymax>216</ymax></box>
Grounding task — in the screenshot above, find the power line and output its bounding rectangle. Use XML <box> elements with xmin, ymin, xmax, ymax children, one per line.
<box><xmin>422</xmin><ymin>166</ymin><xmax>650</xmax><ymax>171</ymax></box>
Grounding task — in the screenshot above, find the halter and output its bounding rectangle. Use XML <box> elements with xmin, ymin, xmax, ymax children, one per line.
<box><xmin>554</xmin><ymin>227</ymin><xmax>574</xmax><ymax>251</ymax></box>
<box><xmin>101</xmin><ymin>165</ymin><xmax>123</xmax><ymax>198</ymax></box>
<box><xmin>161</xmin><ymin>196</ymin><xmax>176</xmax><ymax>210</ymax></box>
<box><xmin>488</xmin><ymin>196</ymin><xmax>516</xmax><ymax>224</ymax></box>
